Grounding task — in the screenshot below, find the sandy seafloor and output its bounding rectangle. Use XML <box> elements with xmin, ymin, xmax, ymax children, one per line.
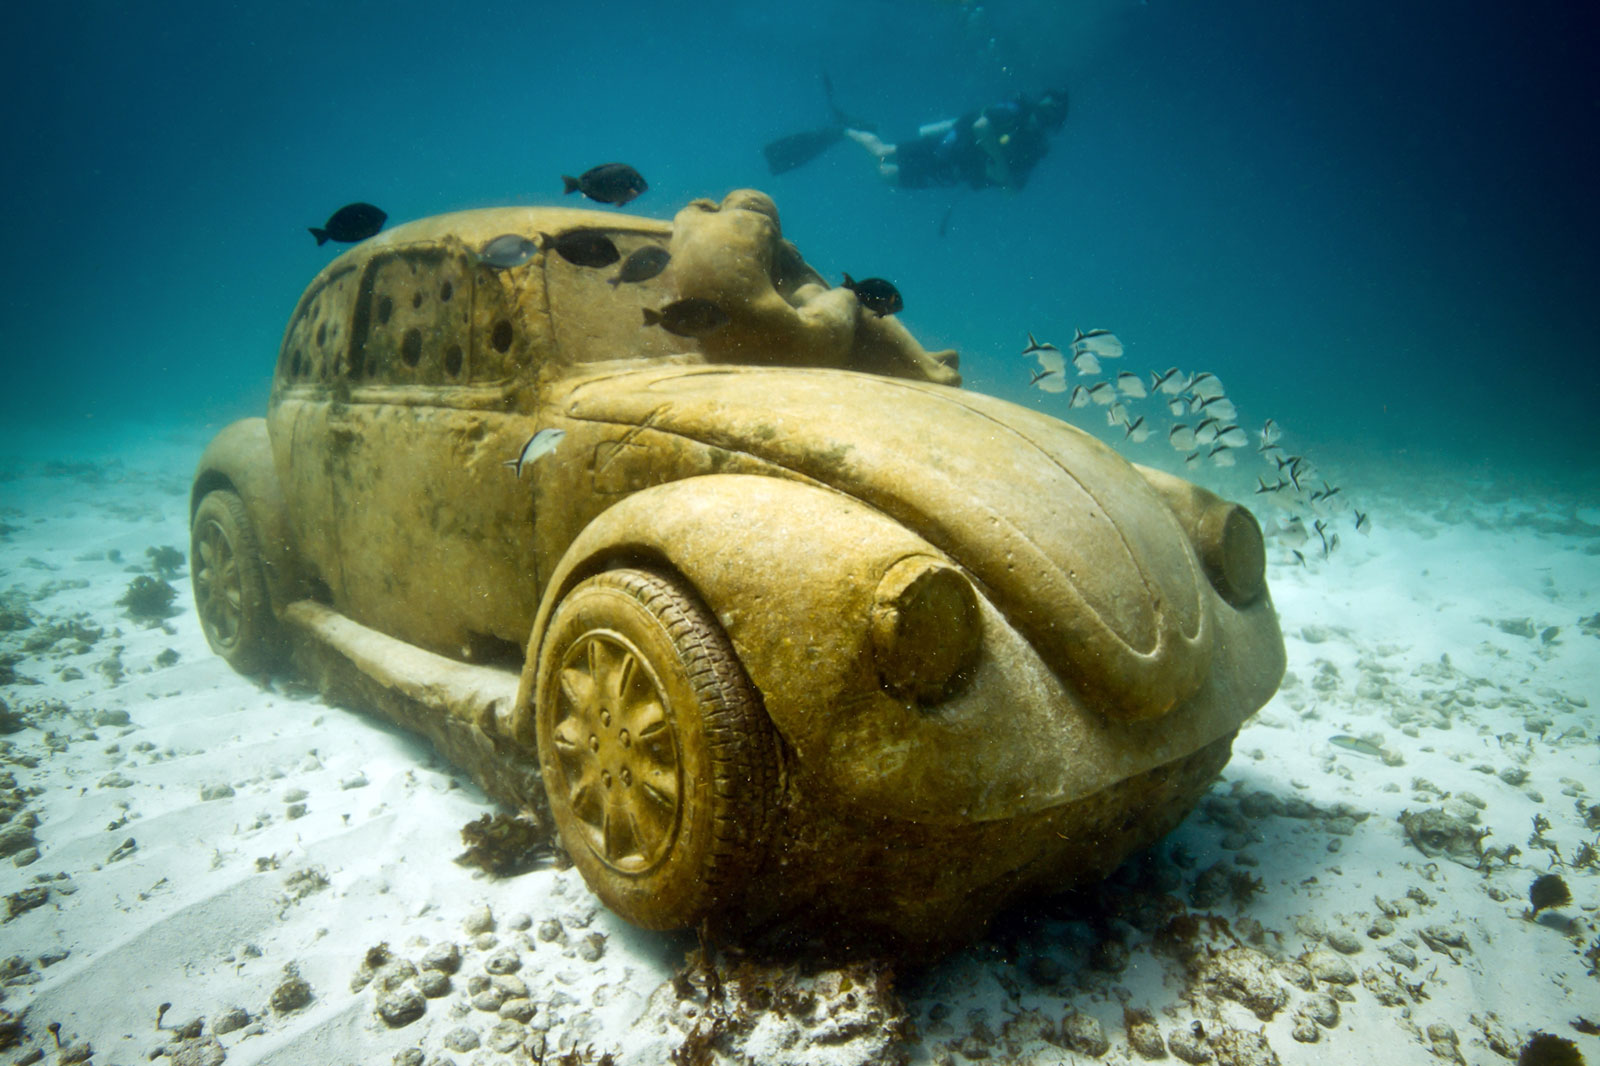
<box><xmin>1</xmin><ymin>418</ymin><xmax>1597</xmax><ymax>1066</ymax></box>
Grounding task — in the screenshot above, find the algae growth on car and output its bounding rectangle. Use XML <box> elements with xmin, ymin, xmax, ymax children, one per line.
<box><xmin>189</xmin><ymin>188</ymin><xmax>1285</xmax><ymax>950</ymax></box>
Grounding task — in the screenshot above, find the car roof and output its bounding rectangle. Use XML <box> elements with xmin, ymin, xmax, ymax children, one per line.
<box><xmin>312</xmin><ymin>206</ymin><xmax>672</xmax><ymax>283</ymax></box>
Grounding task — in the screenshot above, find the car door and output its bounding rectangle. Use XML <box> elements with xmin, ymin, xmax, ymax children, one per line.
<box><xmin>282</xmin><ymin>240</ymin><xmax>554</xmax><ymax>661</ymax></box>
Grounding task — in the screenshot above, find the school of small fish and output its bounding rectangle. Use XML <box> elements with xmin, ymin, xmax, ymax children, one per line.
<box><xmin>1022</xmin><ymin>329</ymin><xmax>1366</xmax><ymax>563</ymax></box>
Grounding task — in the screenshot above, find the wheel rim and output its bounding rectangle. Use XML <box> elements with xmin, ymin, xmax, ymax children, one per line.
<box><xmin>193</xmin><ymin>518</ymin><xmax>242</xmax><ymax>649</ymax></box>
<box><xmin>549</xmin><ymin>630</ymin><xmax>682</xmax><ymax>875</ymax></box>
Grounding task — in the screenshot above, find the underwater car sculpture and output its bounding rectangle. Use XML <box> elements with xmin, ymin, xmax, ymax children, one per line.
<box><xmin>189</xmin><ymin>189</ymin><xmax>1285</xmax><ymax>948</ymax></box>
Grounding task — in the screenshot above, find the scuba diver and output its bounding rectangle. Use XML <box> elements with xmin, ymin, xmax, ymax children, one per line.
<box><xmin>763</xmin><ymin>82</ymin><xmax>1069</xmax><ymax>193</ymax></box>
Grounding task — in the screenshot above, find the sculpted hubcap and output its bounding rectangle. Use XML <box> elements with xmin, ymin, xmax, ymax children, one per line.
<box><xmin>194</xmin><ymin>519</ymin><xmax>242</xmax><ymax>647</ymax></box>
<box><xmin>551</xmin><ymin>632</ymin><xmax>681</xmax><ymax>874</ymax></box>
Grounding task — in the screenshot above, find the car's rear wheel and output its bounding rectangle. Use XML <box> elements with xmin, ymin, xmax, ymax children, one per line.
<box><xmin>534</xmin><ymin>568</ymin><xmax>777</xmax><ymax>930</ymax></box>
<box><xmin>191</xmin><ymin>489</ymin><xmax>281</xmax><ymax>675</ymax></box>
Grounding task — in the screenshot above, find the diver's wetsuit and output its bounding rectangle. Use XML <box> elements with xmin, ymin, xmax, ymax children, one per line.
<box><xmin>879</xmin><ymin>94</ymin><xmax>1058</xmax><ymax>191</ymax></box>
<box><xmin>764</xmin><ymin>87</ymin><xmax>1066</xmax><ymax>191</ymax></box>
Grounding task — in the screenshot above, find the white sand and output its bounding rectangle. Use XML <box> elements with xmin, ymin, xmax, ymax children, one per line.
<box><xmin>2</xmin><ymin>419</ymin><xmax>1596</xmax><ymax>1066</ymax></box>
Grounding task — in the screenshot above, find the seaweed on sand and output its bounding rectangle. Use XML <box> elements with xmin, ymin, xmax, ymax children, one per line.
<box><xmin>145</xmin><ymin>545</ymin><xmax>185</xmax><ymax>578</ymax></box>
<box><xmin>117</xmin><ymin>575</ymin><xmax>178</xmax><ymax>623</ymax></box>
<box><xmin>1529</xmin><ymin>873</ymin><xmax>1572</xmax><ymax>915</ymax></box>
<box><xmin>1517</xmin><ymin>1032</ymin><xmax>1585</xmax><ymax>1066</ymax></box>
<box><xmin>455</xmin><ymin>812</ymin><xmax>552</xmax><ymax>875</ymax></box>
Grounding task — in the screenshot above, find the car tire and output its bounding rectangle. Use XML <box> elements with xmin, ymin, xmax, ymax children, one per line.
<box><xmin>191</xmin><ymin>489</ymin><xmax>282</xmax><ymax>675</ymax></box>
<box><xmin>534</xmin><ymin>568</ymin><xmax>778</xmax><ymax>930</ymax></box>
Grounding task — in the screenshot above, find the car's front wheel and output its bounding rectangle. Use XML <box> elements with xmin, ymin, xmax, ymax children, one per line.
<box><xmin>534</xmin><ymin>568</ymin><xmax>778</xmax><ymax>930</ymax></box>
<box><xmin>191</xmin><ymin>489</ymin><xmax>282</xmax><ymax>675</ymax></box>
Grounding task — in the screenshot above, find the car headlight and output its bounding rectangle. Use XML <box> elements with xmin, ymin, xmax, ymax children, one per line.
<box><xmin>1197</xmin><ymin>503</ymin><xmax>1266</xmax><ymax>607</ymax></box>
<box><xmin>870</xmin><ymin>556</ymin><xmax>981</xmax><ymax>703</ymax></box>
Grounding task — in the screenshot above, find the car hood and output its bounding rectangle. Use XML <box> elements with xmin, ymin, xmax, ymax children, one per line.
<box><xmin>561</xmin><ymin>365</ymin><xmax>1212</xmax><ymax>720</ymax></box>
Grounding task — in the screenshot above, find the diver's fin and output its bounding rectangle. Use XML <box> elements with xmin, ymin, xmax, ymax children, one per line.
<box><xmin>762</xmin><ymin>126</ymin><xmax>846</xmax><ymax>175</ymax></box>
<box><xmin>822</xmin><ymin>71</ymin><xmax>876</xmax><ymax>132</ymax></box>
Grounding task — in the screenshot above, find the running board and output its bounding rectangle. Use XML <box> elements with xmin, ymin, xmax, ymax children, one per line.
<box><xmin>281</xmin><ymin>600</ymin><xmax>543</xmax><ymax>811</ymax></box>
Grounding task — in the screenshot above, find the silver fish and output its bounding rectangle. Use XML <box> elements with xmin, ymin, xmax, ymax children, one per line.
<box><xmin>1168</xmin><ymin>424</ymin><xmax>1196</xmax><ymax>451</ymax></box>
<box><xmin>1022</xmin><ymin>331</ymin><xmax>1059</xmax><ymax>356</ymax></box>
<box><xmin>1030</xmin><ymin>367</ymin><xmax>1068</xmax><ymax>393</ymax></box>
<box><xmin>1071</xmin><ymin>327</ymin><xmax>1123</xmax><ymax>359</ymax></box>
<box><xmin>1124</xmin><ymin>415</ymin><xmax>1150</xmax><ymax>442</ymax></box>
<box><xmin>1107</xmin><ymin>402</ymin><xmax>1129</xmax><ymax>427</ymax></box>
<box><xmin>1188</xmin><ymin>372</ymin><xmax>1225</xmax><ymax>400</ymax></box>
<box><xmin>1199</xmin><ymin>395</ymin><xmax>1237</xmax><ymax>422</ymax></box>
<box><xmin>1354</xmin><ymin>510</ymin><xmax>1371</xmax><ymax>534</ymax></box>
<box><xmin>1068</xmin><ymin>385</ymin><xmax>1091</xmax><ymax>408</ymax></box>
<box><xmin>477</xmin><ymin>233</ymin><xmax>541</xmax><ymax>269</ymax></box>
<box><xmin>1329</xmin><ymin>734</ymin><xmax>1385</xmax><ymax>759</ymax></box>
<box><xmin>1208</xmin><ymin>443</ymin><xmax>1235</xmax><ymax>467</ymax></box>
<box><xmin>1167</xmin><ymin>397</ymin><xmax>1187</xmax><ymax>417</ymax></box>
<box><xmin>504</xmin><ymin>428</ymin><xmax>566</xmax><ymax>477</ymax></box>
<box><xmin>1194</xmin><ymin>418</ymin><xmax>1220</xmax><ymax>445</ymax></box>
<box><xmin>1150</xmin><ymin>367</ymin><xmax>1186</xmax><ymax>395</ymax></box>
<box><xmin>1072</xmin><ymin>349</ymin><xmax>1101</xmax><ymax>376</ymax></box>
<box><xmin>1273</xmin><ymin>516</ymin><xmax>1309</xmax><ymax>547</ymax></box>
<box><xmin>1027</xmin><ymin>344</ymin><xmax>1065</xmax><ymax>378</ymax></box>
<box><xmin>1260</xmin><ymin>418</ymin><xmax>1282</xmax><ymax>445</ymax></box>
<box><xmin>1115</xmin><ymin>371</ymin><xmax>1147</xmax><ymax>398</ymax></box>
<box><xmin>1088</xmin><ymin>381</ymin><xmax>1117</xmax><ymax>405</ymax></box>
<box><xmin>1216</xmin><ymin>424</ymin><xmax>1250</xmax><ymax>448</ymax></box>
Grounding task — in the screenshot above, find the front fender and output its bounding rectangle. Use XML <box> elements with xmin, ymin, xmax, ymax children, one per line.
<box><xmin>510</xmin><ymin>474</ymin><xmax>940</xmax><ymax>790</ymax></box>
<box><xmin>191</xmin><ymin>418</ymin><xmax>309</xmax><ymax>614</ymax></box>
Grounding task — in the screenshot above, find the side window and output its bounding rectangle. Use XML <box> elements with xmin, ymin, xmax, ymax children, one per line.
<box><xmin>276</xmin><ymin>265</ymin><xmax>359</xmax><ymax>385</ymax></box>
<box><xmin>542</xmin><ymin>230</ymin><xmax>695</xmax><ymax>365</ymax></box>
<box><xmin>470</xmin><ymin>254</ymin><xmax>540</xmax><ymax>384</ymax></box>
<box><xmin>348</xmin><ymin>248</ymin><xmax>475</xmax><ymax>386</ymax></box>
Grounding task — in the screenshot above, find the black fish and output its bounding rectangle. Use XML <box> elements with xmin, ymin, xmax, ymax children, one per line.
<box><xmin>541</xmin><ymin>229</ymin><xmax>621</xmax><ymax>268</ymax></box>
<box><xmin>608</xmin><ymin>245</ymin><xmax>671</xmax><ymax>287</ymax></box>
<box><xmin>841</xmin><ymin>273</ymin><xmax>902</xmax><ymax>316</ymax></box>
<box><xmin>309</xmin><ymin>202</ymin><xmax>386</xmax><ymax>245</ymax></box>
<box><xmin>561</xmin><ymin>163</ymin><xmax>648</xmax><ymax>206</ymax></box>
<box><xmin>642</xmin><ymin>298</ymin><xmax>729</xmax><ymax>338</ymax></box>
<box><xmin>476</xmin><ymin>234</ymin><xmax>540</xmax><ymax>269</ymax></box>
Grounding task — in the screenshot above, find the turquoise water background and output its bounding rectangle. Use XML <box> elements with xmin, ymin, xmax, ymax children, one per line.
<box><xmin>3</xmin><ymin>0</ymin><xmax>1594</xmax><ymax>485</ymax></box>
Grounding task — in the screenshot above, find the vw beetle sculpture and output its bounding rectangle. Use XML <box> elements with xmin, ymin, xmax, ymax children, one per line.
<box><xmin>191</xmin><ymin>189</ymin><xmax>1284</xmax><ymax>948</ymax></box>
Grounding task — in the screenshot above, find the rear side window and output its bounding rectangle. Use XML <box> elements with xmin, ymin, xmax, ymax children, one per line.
<box><xmin>348</xmin><ymin>248</ymin><xmax>476</xmax><ymax>386</ymax></box>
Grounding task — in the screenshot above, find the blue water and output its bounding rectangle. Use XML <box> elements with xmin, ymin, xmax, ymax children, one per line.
<box><xmin>3</xmin><ymin>0</ymin><xmax>1595</xmax><ymax>483</ymax></box>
